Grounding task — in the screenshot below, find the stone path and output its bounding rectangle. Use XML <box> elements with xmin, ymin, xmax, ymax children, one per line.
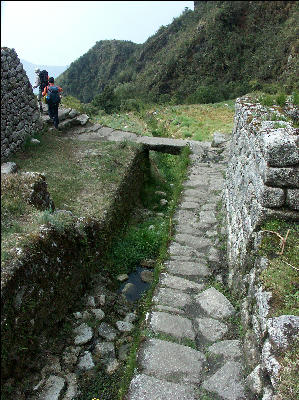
<box><xmin>125</xmin><ymin>140</ymin><xmax>247</xmax><ymax>400</ymax></box>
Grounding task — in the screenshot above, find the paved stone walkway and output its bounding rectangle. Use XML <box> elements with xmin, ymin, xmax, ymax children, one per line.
<box><xmin>124</xmin><ymin>141</ymin><xmax>247</xmax><ymax>400</ymax></box>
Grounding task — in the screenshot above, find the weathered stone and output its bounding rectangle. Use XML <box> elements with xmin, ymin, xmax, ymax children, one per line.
<box><xmin>106</xmin><ymin>359</ymin><xmax>120</xmax><ymax>374</ymax></box>
<box><xmin>90</xmin><ymin>308</ymin><xmax>105</xmax><ymax>321</ymax></box>
<box><xmin>116</xmin><ymin>320</ymin><xmax>134</xmax><ymax>332</ymax></box>
<box><xmin>195</xmin><ymin>287</ymin><xmax>235</xmax><ymax>319</ymax></box>
<box><xmin>39</xmin><ymin>375</ymin><xmax>65</xmax><ymax>400</ymax></box>
<box><xmin>152</xmin><ymin>287</ymin><xmax>192</xmax><ymax>308</ymax></box>
<box><xmin>138</xmin><ymin>338</ymin><xmax>206</xmax><ymax>384</ymax></box>
<box><xmin>196</xmin><ymin>317</ymin><xmax>228</xmax><ymax>342</ymax></box>
<box><xmin>93</xmin><ymin>342</ymin><xmax>115</xmax><ymax>360</ymax></box>
<box><xmin>98</xmin><ymin>322</ymin><xmax>118</xmax><ymax>340</ymax></box>
<box><xmin>286</xmin><ymin>188</ymin><xmax>299</xmax><ymax>210</ymax></box>
<box><xmin>77</xmin><ymin>351</ymin><xmax>95</xmax><ymax>370</ymax></box>
<box><xmin>202</xmin><ymin>361</ymin><xmax>246</xmax><ymax>400</ymax></box>
<box><xmin>160</xmin><ymin>273</ymin><xmax>205</xmax><ymax>292</ymax></box>
<box><xmin>117</xmin><ymin>274</ymin><xmax>129</xmax><ymax>282</ymax></box>
<box><xmin>73</xmin><ymin>323</ymin><xmax>93</xmax><ymax>345</ymax></box>
<box><xmin>262</xmin><ymin>186</ymin><xmax>285</xmax><ymax>208</ymax></box>
<box><xmin>165</xmin><ymin>260</ymin><xmax>210</xmax><ymax>277</ymax></box>
<box><xmin>1</xmin><ymin>161</ymin><xmax>17</xmax><ymax>174</ymax></box>
<box><xmin>211</xmin><ymin>132</ymin><xmax>227</xmax><ymax>147</ymax></box>
<box><xmin>262</xmin><ymin>340</ymin><xmax>281</xmax><ymax>388</ymax></box>
<box><xmin>246</xmin><ymin>364</ymin><xmax>263</xmax><ymax>395</ymax></box>
<box><xmin>208</xmin><ymin>340</ymin><xmax>242</xmax><ymax>360</ymax></box>
<box><xmin>62</xmin><ymin>346</ymin><xmax>81</xmax><ymax>369</ymax></box>
<box><xmin>62</xmin><ymin>373</ymin><xmax>78</xmax><ymax>400</ymax></box>
<box><xmin>127</xmin><ymin>374</ymin><xmax>198</xmax><ymax>400</ymax></box>
<box><xmin>140</xmin><ymin>270</ymin><xmax>154</xmax><ymax>283</ymax></box>
<box><xmin>150</xmin><ymin>311</ymin><xmax>195</xmax><ymax>340</ymax></box>
<box><xmin>267</xmin><ymin>315</ymin><xmax>299</xmax><ymax>351</ymax></box>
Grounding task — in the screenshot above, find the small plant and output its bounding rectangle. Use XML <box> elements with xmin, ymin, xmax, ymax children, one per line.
<box><xmin>276</xmin><ymin>93</ymin><xmax>287</xmax><ymax>107</ymax></box>
<box><xmin>292</xmin><ymin>91</ymin><xmax>299</xmax><ymax>106</ymax></box>
<box><xmin>258</xmin><ymin>94</ymin><xmax>275</xmax><ymax>107</ymax></box>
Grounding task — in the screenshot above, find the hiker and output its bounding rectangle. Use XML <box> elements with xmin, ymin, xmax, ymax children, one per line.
<box><xmin>33</xmin><ymin>68</ymin><xmax>49</xmax><ymax>113</ymax></box>
<box><xmin>42</xmin><ymin>77</ymin><xmax>63</xmax><ymax>130</ymax></box>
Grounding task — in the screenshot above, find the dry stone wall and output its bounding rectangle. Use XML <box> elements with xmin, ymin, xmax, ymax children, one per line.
<box><xmin>224</xmin><ymin>96</ymin><xmax>299</xmax><ymax>399</ymax></box>
<box><xmin>1</xmin><ymin>47</ymin><xmax>43</xmax><ymax>160</ymax></box>
<box><xmin>225</xmin><ymin>96</ymin><xmax>298</xmax><ymax>283</ymax></box>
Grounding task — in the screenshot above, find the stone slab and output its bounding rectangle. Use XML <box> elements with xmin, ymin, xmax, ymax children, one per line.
<box><xmin>152</xmin><ymin>287</ymin><xmax>192</xmax><ymax>309</ymax></box>
<box><xmin>136</xmin><ymin>136</ymin><xmax>187</xmax><ymax>154</ymax></box>
<box><xmin>208</xmin><ymin>340</ymin><xmax>242</xmax><ymax>360</ymax></box>
<box><xmin>168</xmin><ymin>242</ymin><xmax>203</xmax><ymax>258</ymax></box>
<box><xmin>138</xmin><ymin>338</ymin><xmax>206</xmax><ymax>384</ymax></box>
<box><xmin>39</xmin><ymin>375</ymin><xmax>65</xmax><ymax>400</ymax></box>
<box><xmin>196</xmin><ymin>317</ymin><xmax>228</xmax><ymax>342</ymax></box>
<box><xmin>127</xmin><ymin>374</ymin><xmax>198</xmax><ymax>400</ymax></box>
<box><xmin>165</xmin><ymin>260</ymin><xmax>211</xmax><ymax>277</ymax></box>
<box><xmin>202</xmin><ymin>361</ymin><xmax>246</xmax><ymax>400</ymax></box>
<box><xmin>195</xmin><ymin>287</ymin><xmax>235</xmax><ymax>319</ymax></box>
<box><xmin>174</xmin><ymin>234</ymin><xmax>212</xmax><ymax>250</ymax></box>
<box><xmin>160</xmin><ymin>273</ymin><xmax>205</xmax><ymax>292</ymax></box>
<box><xmin>149</xmin><ymin>311</ymin><xmax>195</xmax><ymax>340</ymax></box>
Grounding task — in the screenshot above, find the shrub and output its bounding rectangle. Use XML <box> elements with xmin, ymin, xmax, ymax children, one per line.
<box><xmin>120</xmin><ymin>99</ymin><xmax>145</xmax><ymax>113</ymax></box>
<box><xmin>292</xmin><ymin>91</ymin><xmax>299</xmax><ymax>106</ymax></box>
<box><xmin>259</xmin><ymin>94</ymin><xmax>275</xmax><ymax>106</ymax></box>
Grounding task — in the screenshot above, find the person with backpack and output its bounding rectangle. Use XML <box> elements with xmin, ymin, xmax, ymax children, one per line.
<box><xmin>42</xmin><ymin>77</ymin><xmax>63</xmax><ymax>130</ymax></box>
<box><xmin>33</xmin><ymin>68</ymin><xmax>49</xmax><ymax>113</ymax></box>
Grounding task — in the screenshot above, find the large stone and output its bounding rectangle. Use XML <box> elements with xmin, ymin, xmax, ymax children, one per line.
<box><xmin>246</xmin><ymin>364</ymin><xmax>263</xmax><ymax>395</ymax></box>
<box><xmin>138</xmin><ymin>338</ymin><xmax>206</xmax><ymax>384</ymax></box>
<box><xmin>208</xmin><ymin>340</ymin><xmax>242</xmax><ymax>360</ymax></box>
<box><xmin>149</xmin><ymin>311</ymin><xmax>195</xmax><ymax>340</ymax></box>
<box><xmin>39</xmin><ymin>375</ymin><xmax>65</xmax><ymax>400</ymax></box>
<box><xmin>73</xmin><ymin>323</ymin><xmax>93</xmax><ymax>345</ymax></box>
<box><xmin>202</xmin><ymin>361</ymin><xmax>246</xmax><ymax>400</ymax></box>
<box><xmin>195</xmin><ymin>287</ymin><xmax>235</xmax><ymax>319</ymax></box>
<box><xmin>1</xmin><ymin>161</ymin><xmax>17</xmax><ymax>174</ymax></box>
<box><xmin>174</xmin><ymin>234</ymin><xmax>212</xmax><ymax>250</ymax></box>
<box><xmin>152</xmin><ymin>287</ymin><xmax>192</xmax><ymax>309</ymax></box>
<box><xmin>98</xmin><ymin>322</ymin><xmax>118</xmax><ymax>340</ymax></box>
<box><xmin>77</xmin><ymin>351</ymin><xmax>95</xmax><ymax>370</ymax></box>
<box><xmin>267</xmin><ymin>315</ymin><xmax>299</xmax><ymax>351</ymax></box>
<box><xmin>127</xmin><ymin>374</ymin><xmax>198</xmax><ymax>400</ymax></box>
<box><xmin>196</xmin><ymin>317</ymin><xmax>228</xmax><ymax>342</ymax></box>
<box><xmin>160</xmin><ymin>273</ymin><xmax>205</xmax><ymax>292</ymax></box>
<box><xmin>165</xmin><ymin>260</ymin><xmax>211</xmax><ymax>277</ymax></box>
<box><xmin>116</xmin><ymin>320</ymin><xmax>134</xmax><ymax>332</ymax></box>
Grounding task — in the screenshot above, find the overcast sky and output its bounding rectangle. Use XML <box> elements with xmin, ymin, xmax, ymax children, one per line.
<box><xmin>1</xmin><ymin>1</ymin><xmax>194</xmax><ymax>66</ymax></box>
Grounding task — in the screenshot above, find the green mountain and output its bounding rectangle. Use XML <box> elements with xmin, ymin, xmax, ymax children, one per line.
<box><xmin>57</xmin><ymin>1</ymin><xmax>299</xmax><ymax>104</ymax></box>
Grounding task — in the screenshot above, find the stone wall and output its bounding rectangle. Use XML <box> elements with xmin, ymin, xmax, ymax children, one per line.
<box><xmin>224</xmin><ymin>96</ymin><xmax>299</xmax><ymax>399</ymax></box>
<box><xmin>225</xmin><ymin>96</ymin><xmax>298</xmax><ymax>285</ymax></box>
<box><xmin>1</xmin><ymin>47</ymin><xmax>43</xmax><ymax>160</ymax></box>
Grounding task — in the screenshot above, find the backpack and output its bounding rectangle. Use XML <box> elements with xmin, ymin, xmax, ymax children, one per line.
<box><xmin>39</xmin><ymin>70</ymin><xmax>48</xmax><ymax>91</ymax></box>
<box><xmin>46</xmin><ymin>85</ymin><xmax>60</xmax><ymax>105</ymax></box>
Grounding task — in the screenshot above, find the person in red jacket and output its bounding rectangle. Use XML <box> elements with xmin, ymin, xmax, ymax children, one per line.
<box><xmin>42</xmin><ymin>77</ymin><xmax>63</xmax><ymax>130</ymax></box>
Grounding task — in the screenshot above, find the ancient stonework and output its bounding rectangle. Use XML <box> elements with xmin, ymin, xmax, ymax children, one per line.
<box><xmin>1</xmin><ymin>47</ymin><xmax>43</xmax><ymax>160</ymax></box>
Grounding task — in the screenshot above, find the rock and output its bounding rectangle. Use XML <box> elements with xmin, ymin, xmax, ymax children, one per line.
<box><xmin>152</xmin><ymin>286</ymin><xmax>192</xmax><ymax>309</ymax></box>
<box><xmin>118</xmin><ymin>343</ymin><xmax>131</xmax><ymax>361</ymax></box>
<box><xmin>196</xmin><ymin>317</ymin><xmax>228</xmax><ymax>342</ymax></box>
<box><xmin>38</xmin><ymin>375</ymin><xmax>65</xmax><ymax>400</ymax></box>
<box><xmin>98</xmin><ymin>322</ymin><xmax>118</xmax><ymax>340</ymax></box>
<box><xmin>138</xmin><ymin>338</ymin><xmax>206</xmax><ymax>385</ymax></box>
<box><xmin>160</xmin><ymin>199</ymin><xmax>168</xmax><ymax>206</ymax></box>
<box><xmin>61</xmin><ymin>373</ymin><xmax>78</xmax><ymax>400</ymax></box>
<box><xmin>90</xmin><ymin>308</ymin><xmax>105</xmax><ymax>321</ymax></box>
<box><xmin>150</xmin><ymin>311</ymin><xmax>195</xmax><ymax>341</ymax></box>
<box><xmin>262</xmin><ymin>339</ymin><xmax>281</xmax><ymax>388</ymax></box>
<box><xmin>208</xmin><ymin>340</ymin><xmax>242</xmax><ymax>361</ymax></box>
<box><xmin>75</xmin><ymin>114</ymin><xmax>89</xmax><ymax>126</ymax></box>
<box><xmin>93</xmin><ymin>342</ymin><xmax>115</xmax><ymax>360</ymax></box>
<box><xmin>124</xmin><ymin>312</ymin><xmax>137</xmax><ymax>323</ymax></box>
<box><xmin>140</xmin><ymin>259</ymin><xmax>156</xmax><ymax>268</ymax></box>
<box><xmin>202</xmin><ymin>361</ymin><xmax>246</xmax><ymax>400</ymax></box>
<box><xmin>1</xmin><ymin>161</ymin><xmax>17</xmax><ymax>174</ymax></box>
<box><xmin>73</xmin><ymin>323</ymin><xmax>93</xmax><ymax>345</ymax></box>
<box><xmin>116</xmin><ymin>320</ymin><xmax>134</xmax><ymax>332</ymax></box>
<box><xmin>117</xmin><ymin>274</ymin><xmax>129</xmax><ymax>282</ymax></box>
<box><xmin>267</xmin><ymin>315</ymin><xmax>299</xmax><ymax>351</ymax></box>
<box><xmin>106</xmin><ymin>359</ymin><xmax>120</xmax><ymax>374</ymax></box>
<box><xmin>127</xmin><ymin>374</ymin><xmax>198</xmax><ymax>400</ymax></box>
<box><xmin>30</xmin><ymin>138</ymin><xmax>40</xmax><ymax>144</ymax></box>
<box><xmin>77</xmin><ymin>351</ymin><xmax>94</xmax><ymax>370</ymax></box>
<box><xmin>140</xmin><ymin>270</ymin><xmax>154</xmax><ymax>283</ymax></box>
<box><xmin>195</xmin><ymin>287</ymin><xmax>235</xmax><ymax>320</ymax></box>
<box><xmin>246</xmin><ymin>364</ymin><xmax>263</xmax><ymax>395</ymax></box>
<box><xmin>211</xmin><ymin>132</ymin><xmax>227</xmax><ymax>147</ymax></box>
<box><xmin>122</xmin><ymin>283</ymin><xmax>137</xmax><ymax>298</ymax></box>
<box><xmin>160</xmin><ymin>273</ymin><xmax>205</xmax><ymax>292</ymax></box>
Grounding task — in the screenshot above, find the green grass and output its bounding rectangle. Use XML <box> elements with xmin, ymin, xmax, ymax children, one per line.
<box><xmin>90</xmin><ymin>100</ymin><xmax>235</xmax><ymax>142</ymax></box>
<box><xmin>259</xmin><ymin>219</ymin><xmax>299</xmax><ymax>317</ymax></box>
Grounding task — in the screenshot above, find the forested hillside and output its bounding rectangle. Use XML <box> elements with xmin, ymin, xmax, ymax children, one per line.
<box><xmin>57</xmin><ymin>1</ymin><xmax>299</xmax><ymax>104</ymax></box>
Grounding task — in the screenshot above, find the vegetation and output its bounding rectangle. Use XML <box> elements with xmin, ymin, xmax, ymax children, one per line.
<box><xmin>57</xmin><ymin>2</ymin><xmax>299</xmax><ymax>105</ymax></box>
<box><xmin>259</xmin><ymin>219</ymin><xmax>299</xmax><ymax>317</ymax></box>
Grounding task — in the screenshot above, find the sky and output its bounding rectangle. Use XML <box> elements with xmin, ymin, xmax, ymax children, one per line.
<box><xmin>1</xmin><ymin>1</ymin><xmax>194</xmax><ymax>66</ymax></box>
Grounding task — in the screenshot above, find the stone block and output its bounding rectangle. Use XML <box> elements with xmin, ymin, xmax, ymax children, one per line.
<box><xmin>263</xmin><ymin>131</ymin><xmax>299</xmax><ymax>167</ymax></box>
<box><xmin>195</xmin><ymin>287</ymin><xmax>235</xmax><ymax>319</ymax></box>
<box><xmin>262</xmin><ymin>186</ymin><xmax>285</xmax><ymax>208</ymax></box>
<box><xmin>149</xmin><ymin>311</ymin><xmax>195</xmax><ymax>340</ymax></box>
<box><xmin>286</xmin><ymin>188</ymin><xmax>299</xmax><ymax>210</ymax></box>
<box><xmin>264</xmin><ymin>167</ymin><xmax>299</xmax><ymax>188</ymax></box>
